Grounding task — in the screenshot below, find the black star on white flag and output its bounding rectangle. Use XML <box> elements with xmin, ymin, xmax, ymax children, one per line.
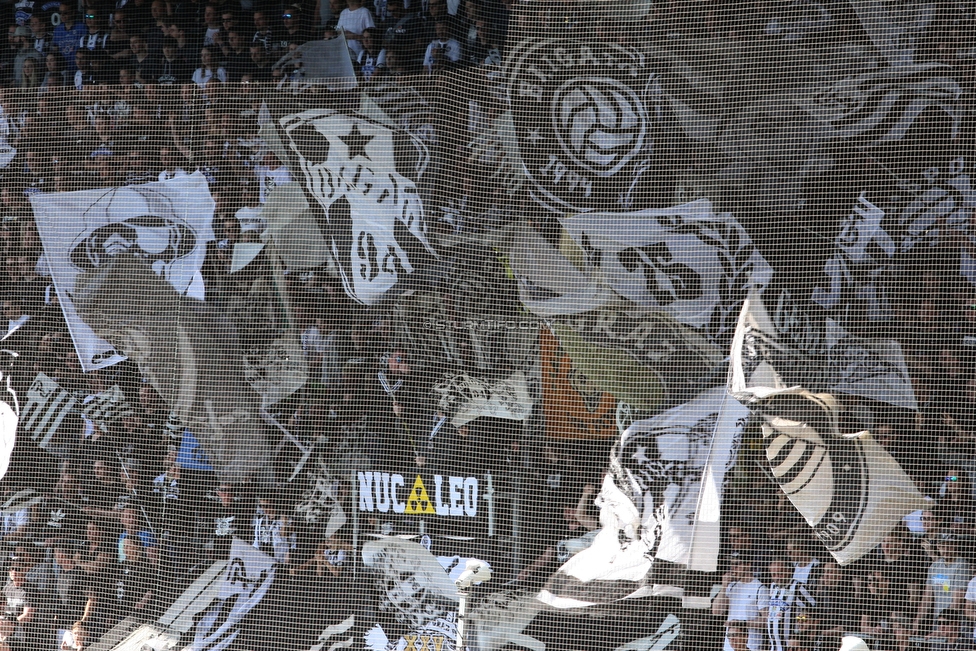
<box><xmin>280</xmin><ymin>110</ymin><xmax>435</xmax><ymax>306</ymax></box>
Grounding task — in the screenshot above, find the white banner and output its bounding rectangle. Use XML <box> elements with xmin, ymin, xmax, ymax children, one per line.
<box><xmin>433</xmin><ymin>370</ymin><xmax>534</xmax><ymax>427</ymax></box>
<box><xmin>729</xmin><ymin>288</ymin><xmax>917</xmax><ymax>410</ymax></box>
<box><xmin>30</xmin><ymin>174</ymin><xmax>215</xmax><ymax>371</ymax></box>
<box><xmin>559</xmin><ymin>199</ymin><xmax>772</xmax><ymax>342</ymax></box>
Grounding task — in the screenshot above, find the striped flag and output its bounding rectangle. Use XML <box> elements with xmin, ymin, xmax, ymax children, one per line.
<box><xmin>19</xmin><ymin>373</ymin><xmax>77</xmax><ymax>451</ymax></box>
<box><xmin>757</xmin><ymin>391</ymin><xmax>926</xmax><ymax>565</ymax></box>
<box><xmin>81</xmin><ymin>384</ymin><xmax>134</xmax><ymax>433</ymax></box>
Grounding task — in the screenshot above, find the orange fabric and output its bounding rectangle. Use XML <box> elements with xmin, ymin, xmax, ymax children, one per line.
<box><xmin>541</xmin><ymin>328</ymin><xmax>618</xmax><ymax>439</ymax></box>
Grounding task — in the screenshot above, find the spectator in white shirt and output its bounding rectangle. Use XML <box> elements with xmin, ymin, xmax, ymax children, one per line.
<box><xmin>713</xmin><ymin>556</ymin><xmax>769</xmax><ymax>651</ymax></box>
<box><xmin>423</xmin><ymin>19</ymin><xmax>460</xmax><ymax>72</ymax></box>
<box><xmin>336</xmin><ymin>0</ymin><xmax>374</xmax><ymax>57</ymax></box>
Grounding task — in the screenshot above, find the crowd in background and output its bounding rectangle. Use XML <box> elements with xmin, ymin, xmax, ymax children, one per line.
<box><xmin>0</xmin><ymin>0</ymin><xmax>973</xmax><ymax>650</ymax></box>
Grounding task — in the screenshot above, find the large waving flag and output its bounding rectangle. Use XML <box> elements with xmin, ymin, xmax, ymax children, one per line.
<box><xmin>30</xmin><ymin>173</ymin><xmax>215</xmax><ymax>371</ymax></box>
<box><xmin>756</xmin><ymin>391</ymin><xmax>926</xmax><ymax>564</ymax></box>
<box><xmin>729</xmin><ymin>287</ymin><xmax>916</xmax><ymax>410</ymax></box>
<box><xmin>538</xmin><ymin>386</ymin><xmax>749</xmax><ymax>608</ymax></box>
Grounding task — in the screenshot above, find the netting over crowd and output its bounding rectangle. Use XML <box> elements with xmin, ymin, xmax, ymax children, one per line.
<box><xmin>0</xmin><ymin>0</ymin><xmax>974</xmax><ymax>650</ymax></box>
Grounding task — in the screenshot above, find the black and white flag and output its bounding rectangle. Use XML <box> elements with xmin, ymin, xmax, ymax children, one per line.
<box><xmin>506</xmin><ymin>223</ymin><xmax>609</xmax><ymax>317</ymax></box>
<box><xmin>506</xmin><ymin>38</ymin><xmax>658</xmax><ymax>214</ymax></box>
<box><xmin>847</xmin><ymin>0</ymin><xmax>935</xmax><ymax>66</ymax></box>
<box><xmin>433</xmin><ymin>371</ymin><xmax>534</xmax><ymax>427</ymax></box>
<box><xmin>72</xmin><ymin>255</ymin><xmax>271</xmax><ymax>483</ymax></box>
<box><xmin>30</xmin><ymin>174</ymin><xmax>215</xmax><ymax>371</ymax></box>
<box><xmin>81</xmin><ymin>384</ymin><xmax>134</xmax><ymax>433</ymax></box>
<box><xmin>538</xmin><ymin>386</ymin><xmax>749</xmax><ymax>608</ymax></box>
<box><xmin>0</xmin><ymin>367</ymin><xmax>16</xmax><ymax>483</ymax></box>
<box><xmin>361</xmin><ymin>538</ymin><xmax>460</xmax><ymax>630</ymax></box>
<box><xmin>294</xmin><ymin>456</ymin><xmax>347</xmax><ymax>537</ymax></box>
<box><xmin>812</xmin><ymin>192</ymin><xmax>895</xmax><ymax>323</ymax></box>
<box><xmin>613</xmin><ymin>614</ymin><xmax>680</xmax><ymax>651</ymax></box>
<box><xmin>554</xmin><ymin>308</ymin><xmax>726</xmax><ymax>409</ymax></box>
<box><xmin>757</xmin><ymin>391</ymin><xmax>926</xmax><ymax>565</ymax></box>
<box><xmin>279</xmin><ymin>109</ymin><xmax>435</xmax><ymax>306</ymax></box>
<box><xmin>559</xmin><ymin>199</ymin><xmax>772</xmax><ymax>345</ymax></box>
<box><xmin>798</xmin><ymin>63</ymin><xmax>961</xmax><ymax>144</ymax></box>
<box><xmin>764</xmin><ymin>0</ymin><xmax>832</xmax><ymax>42</ymax></box>
<box><xmin>729</xmin><ymin>288</ymin><xmax>917</xmax><ymax>410</ymax></box>
<box><xmin>19</xmin><ymin>372</ymin><xmax>76</xmax><ymax>451</ymax></box>
<box><xmin>243</xmin><ymin>331</ymin><xmax>308</xmax><ymax>409</ymax></box>
<box><xmin>186</xmin><ymin>538</ymin><xmax>276</xmax><ymax>651</ymax></box>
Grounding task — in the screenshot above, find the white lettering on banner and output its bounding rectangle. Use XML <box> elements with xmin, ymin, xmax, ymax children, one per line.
<box><xmin>357</xmin><ymin>471</ymin><xmax>480</xmax><ymax>518</ymax></box>
<box><xmin>392</xmin><ymin>474</ymin><xmax>406</xmax><ymax>514</ymax></box>
<box><xmin>376</xmin><ymin>472</ymin><xmax>391</xmax><ymax>513</ymax></box>
<box><xmin>359</xmin><ymin>472</ymin><xmax>374</xmax><ymax>511</ymax></box>
<box><xmin>449</xmin><ymin>477</ymin><xmax>463</xmax><ymax>517</ymax></box>
<box><xmin>464</xmin><ymin>478</ymin><xmax>477</xmax><ymax>517</ymax></box>
<box><xmin>434</xmin><ymin>475</ymin><xmax>449</xmax><ymax>516</ymax></box>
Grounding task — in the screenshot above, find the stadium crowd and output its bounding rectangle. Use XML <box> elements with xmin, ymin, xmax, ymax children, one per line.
<box><xmin>0</xmin><ymin>0</ymin><xmax>973</xmax><ymax>650</ymax></box>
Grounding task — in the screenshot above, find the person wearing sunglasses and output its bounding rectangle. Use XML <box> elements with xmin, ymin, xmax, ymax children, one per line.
<box><xmin>788</xmin><ymin>608</ymin><xmax>823</xmax><ymax>650</ymax></box>
<box><xmin>279</xmin><ymin>5</ymin><xmax>311</xmax><ymax>48</ymax></box>
<box><xmin>78</xmin><ymin>9</ymin><xmax>109</xmax><ymax>52</ymax></box>
<box><xmin>52</xmin><ymin>2</ymin><xmax>87</xmax><ymax>71</ymax></box>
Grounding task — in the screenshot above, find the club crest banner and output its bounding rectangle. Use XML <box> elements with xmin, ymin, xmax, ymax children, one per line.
<box><xmin>278</xmin><ymin>109</ymin><xmax>436</xmax><ymax>306</ymax></box>
<box><xmin>757</xmin><ymin>391</ymin><xmax>926</xmax><ymax>564</ymax></box>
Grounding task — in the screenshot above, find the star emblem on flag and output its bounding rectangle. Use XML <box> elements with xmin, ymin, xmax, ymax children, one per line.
<box><xmin>339</xmin><ymin>124</ymin><xmax>374</xmax><ymax>160</ymax></box>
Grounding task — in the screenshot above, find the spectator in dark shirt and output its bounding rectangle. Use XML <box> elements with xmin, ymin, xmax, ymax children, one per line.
<box><xmin>163</xmin><ymin>21</ymin><xmax>195</xmax><ymax>62</ymax></box>
<box><xmin>2</xmin><ymin>565</ymin><xmax>33</xmax><ymax>643</ymax></box>
<box><xmin>125</xmin><ymin>34</ymin><xmax>152</xmax><ymax>83</ymax></box>
<box><xmin>78</xmin><ymin>10</ymin><xmax>109</xmax><ymax>52</ymax></box>
<box><xmin>250</xmin><ymin>10</ymin><xmax>278</xmax><ymax>52</ymax></box>
<box><xmin>114</xmin><ymin>538</ymin><xmax>153</xmax><ymax>620</ymax></box>
<box><xmin>146</xmin><ymin>37</ymin><xmax>190</xmax><ymax>85</ymax></box>
<box><xmin>245</xmin><ymin>44</ymin><xmax>273</xmax><ymax>82</ymax></box>
<box><xmin>53</xmin><ymin>3</ymin><xmax>86</xmax><ymax>71</ymax></box>
<box><xmin>52</xmin><ymin>546</ymin><xmax>91</xmax><ymax>637</ymax></box>
<box><xmin>221</xmin><ymin>31</ymin><xmax>251</xmax><ymax>82</ymax></box>
<box><xmin>279</xmin><ymin>6</ymin><xmax>312</xmax><ymax>48</ymax></box>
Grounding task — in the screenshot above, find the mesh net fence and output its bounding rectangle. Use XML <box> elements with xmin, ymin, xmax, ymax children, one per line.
<box><xmin>0</xmin><ymin>0</ymin><xmax>969</xmax><ymax>649</ymax></box>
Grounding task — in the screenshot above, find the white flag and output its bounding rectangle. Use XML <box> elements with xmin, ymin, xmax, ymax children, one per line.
<box><xmin>559</xmin><ymin>199</ymin><xmax>772</xmax><ymax>340</ymax></box>
<box><xmin>538</xmin><ymin>386</ymin><xmax>749</xmax><ymax>608</ymax></box>
<box><xmin>279</xmin><ymin>110</ymin><xmax>435</xmax><ymax>306</ymax></box>
<box><xmin>30</xmin><ymin>174</ymin><xmax>215</xmax><ymax>371</ymax></box>
<box><xmin>729</xmin><ymin>288</ymin><xmax>917</xmax><ymax>410</ymax></box>
<box><xmin>758</xmin><ymin>391</ymin><xmax>926</xmax><ymax>565</ymax></box>
<box><xmin>433</xmin><ymin>371</ymin><xmax>534</xmax><ymax>427</ymax></box>
<box><xmin>72</xmin><ymin>256</ymin><xmax>271</xmax><ymax>483</ymax></box>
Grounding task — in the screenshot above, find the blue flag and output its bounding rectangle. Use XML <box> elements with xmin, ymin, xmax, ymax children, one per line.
<box><xmin>177</xmin><ymin>430</ymin><xmax>214</xmax><ymax>471</ymax></box>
